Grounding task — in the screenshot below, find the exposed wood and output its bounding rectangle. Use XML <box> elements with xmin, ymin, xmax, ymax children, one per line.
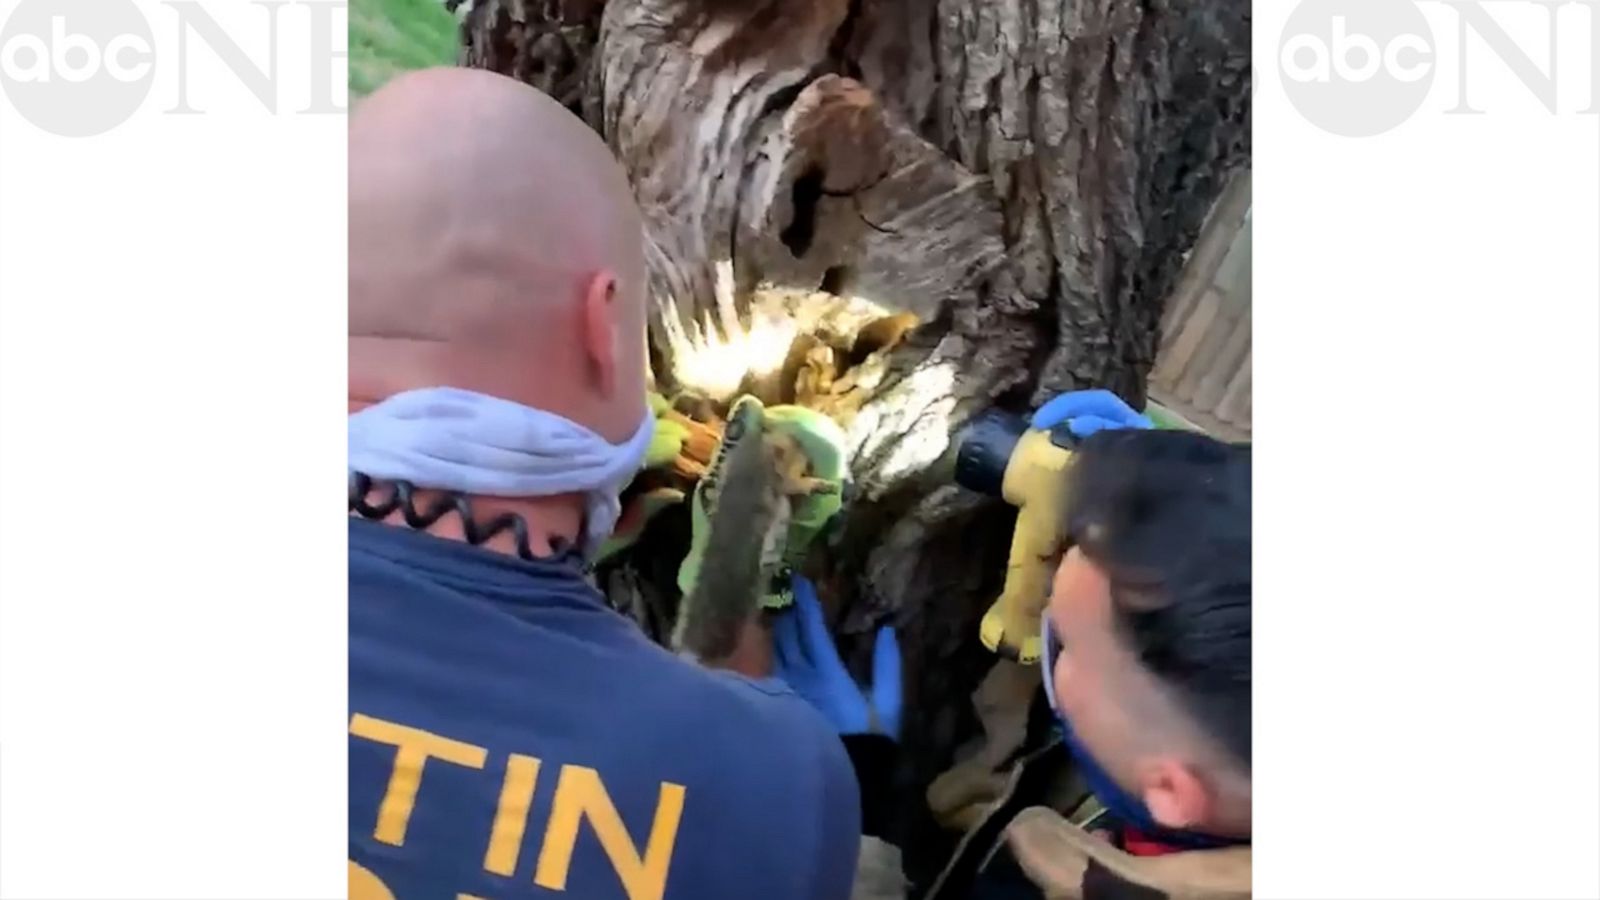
<box><xmin>1151</xmin><ymin>170</ymin><xmax>1252</xmax><ymax>440</ymax></box>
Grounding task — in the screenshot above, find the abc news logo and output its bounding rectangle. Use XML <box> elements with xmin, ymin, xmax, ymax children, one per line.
<box><xmin>1</xmin><ymin>0</ymin><xmax>347</xmax><ymax>138</ymax></box>
<box><xmin>1282</xmin><ymin>16</ymin><xmax>1434</xmax><ymax>85</ymax></box>
<box><xmin>1280</xmin><ymin>0</ymin><xmax>1598</xmax><ymax>136</ymax></box>
<box><xmin>0</xmin><ymin>0</ymin><xmax>156</xmax><ymax>137</ymax></box>
<box><xmin>1278</xmin><ymin>0</ymin><xmax>1438</xmax><ymax>137</ymax></box>
<box><xmin>2</xmin><ymin>16</ymin><xmax>153</xmax><ymax>84</ymax></box>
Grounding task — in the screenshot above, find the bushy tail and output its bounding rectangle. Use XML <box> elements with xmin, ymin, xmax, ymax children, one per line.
<box><xmin>672</xmin><ymin>398</ymin><xmax>789</xmax><ymax>663</ymax></box>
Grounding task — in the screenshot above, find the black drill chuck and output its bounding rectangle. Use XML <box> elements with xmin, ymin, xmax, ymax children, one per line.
<box><xmin>954</xmin><ymin>410</ymin><xmax>1028</xmax><ymax>498</ymax></box>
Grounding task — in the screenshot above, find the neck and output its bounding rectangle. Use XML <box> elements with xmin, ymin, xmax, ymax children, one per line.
<box><xmin>352</xmin><ymin>484</ymin><xmax>585</xmax><ymax>560</ymax></box>
<box><xmin>345</xmin><ymin>394</ymin><xmax>603</xmax><ymax>559</ymax></box>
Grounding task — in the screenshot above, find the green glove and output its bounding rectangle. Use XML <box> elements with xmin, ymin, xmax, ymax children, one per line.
<box><xmin>759</xmin><ymin>405</ymin><xmax>848</xmax><ymax>608</ymax></box>
<box><xmin>676</xmin><ymin>398</ymin><xmax>849</xmax><ymax>609</ymax></box>
<box><xmin>643</xmin><ymin>392</ymin><xmax>689</xmax><ymax>470</ymax></box>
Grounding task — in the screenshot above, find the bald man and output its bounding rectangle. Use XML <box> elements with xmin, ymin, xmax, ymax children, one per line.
<box><xmin>347</xmin><ymin>68</ymin><xmax>859</xmax><ymax>900</ymax></box>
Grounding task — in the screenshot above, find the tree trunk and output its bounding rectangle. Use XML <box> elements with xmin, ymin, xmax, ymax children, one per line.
<box><xmin>454</xmin><ymin>0</ymin><xmax>1249</xmax><ymax>886</ymax></box>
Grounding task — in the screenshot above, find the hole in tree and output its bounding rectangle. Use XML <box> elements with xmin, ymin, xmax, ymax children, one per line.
<box><xmin>820</xmin><ymin>265</ymin><xmax>854</xmax><ymax>295</ymax></box>
<box><xmin>781</xmin><ymin>167</ymin><xmax>825</xmax><ymax>258</ymax></box>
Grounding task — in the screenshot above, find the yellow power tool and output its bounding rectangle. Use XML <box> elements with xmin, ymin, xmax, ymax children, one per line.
<box><xmin>953</xmin><ymin>410</ymin><xmax>1082</xmax><ymax>664</ymax></box>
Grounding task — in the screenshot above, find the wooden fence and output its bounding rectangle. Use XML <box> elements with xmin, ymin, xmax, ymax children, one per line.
<box><xmin>1149</xmin><ymin>169</ymin><xmax>1252</xmax><ymax>441</ymax></box>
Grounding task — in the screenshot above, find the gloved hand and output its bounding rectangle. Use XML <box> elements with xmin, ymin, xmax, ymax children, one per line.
<box><xmin>643</xmin><ymin>391</ymin><xmax>691</xmax><ymax>470</ymax></box>
<box><xmin>676</xmin><ymin>400</ymin><xmax>849</xmax><ymax>610</ymax></box>
<box><xmin>759</xmin><ymin>405</ymin><xmax>848</xmax><ymax>609</ymax></box>
<box><xmin>772</xmin><ymin>574</ymin><xmax>902</xmax><ymax>739</ymax></box>
<box><xmin>1031</xmin><ymin>388</ymin><xmax>1152</xmax><ymax>437</ymax></box>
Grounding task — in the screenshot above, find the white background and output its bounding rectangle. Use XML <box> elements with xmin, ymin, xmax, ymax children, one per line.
<box><xmin>0</xmin><ymin>1</ymin><xmax>348</xmax><ymax>896</ymax></box>
<box><xmin>2</xmin><ymin>0</ymin><xmax>1598</xmax><ymax>897</ymax></box>
<box><xmin>1255</xmin><ymin>0</ymin><xmax>1600</xmax><ymax>896</ymax></box>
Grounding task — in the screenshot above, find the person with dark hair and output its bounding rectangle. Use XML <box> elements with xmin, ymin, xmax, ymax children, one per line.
<box><xmin>1051</xmin><ymin>425</ymin><xmax>1250</xmax><ymax>837</ymax></box>
<box><xmin>765</xmin><ymin>391</ymin><xmax>1251</xmax><ymax>900</ymax></box>
<box><xmin>995</xmin><ymin>391</ymin><xmax>1251</xmax><ymax>898</ymax></box>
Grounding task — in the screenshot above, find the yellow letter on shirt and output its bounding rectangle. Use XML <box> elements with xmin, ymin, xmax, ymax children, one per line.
<box><xmin>350</xmin><ymin>713</ymin><xmax>488</xmax><ymax>846</ymax></box>
<box><xmin>483</xmin><ymin>753</ymin><xmax>543</xmax><ymax>876</ymax></box>
<box><xmin>348</xmin><ymin>861</ymin><xmax>395</xmax><ymax>900</ymax></box>
<box><xmin>534</xmin><ymin>765</ymin><xmax>686</xmax><ymax>900</ymax></box>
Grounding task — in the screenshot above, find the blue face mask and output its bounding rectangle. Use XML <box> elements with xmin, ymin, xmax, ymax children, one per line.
<box><xmin>348</xmin><ymin>387</ymin><xmax>654</xmax><ymax>559</ymax></box>
<box><xmin>1039</xmin><ymin>612</ymin><xmax>1240</xmax><ymax>850</ymax></box>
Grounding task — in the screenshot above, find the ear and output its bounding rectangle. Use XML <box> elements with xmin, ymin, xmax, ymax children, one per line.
<box><xmin>1136</xmin><ymin>757</ymin><xmax>1212</xmax><ymax>832</ymax></box>
<box><xmin>580</xmin><ymin>271</ymin><xmax>619</xmax><ymax>397</ymax></box>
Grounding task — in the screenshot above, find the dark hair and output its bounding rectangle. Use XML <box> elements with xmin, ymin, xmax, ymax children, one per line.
<box><xmin>1064</xmin><ymin>428</ymin><xmax>1251</xmax><ymax>771</ymax></box>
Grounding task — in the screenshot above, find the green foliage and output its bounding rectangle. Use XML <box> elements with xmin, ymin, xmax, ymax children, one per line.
<box><xmin>349</xmin><ymin>0</ymin><xmax>457</xmax><ymax>99</ymax></box>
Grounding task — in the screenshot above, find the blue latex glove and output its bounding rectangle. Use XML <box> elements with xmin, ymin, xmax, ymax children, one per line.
<box><xmin>1031</xmin><ymin>388</ymin><xmax>1153</xmax><ymax>437</ymax></box>
<box><xmin>772</xmin><ymin>575</ymin><xmax>902</xmax><ymax>739</ymax></box>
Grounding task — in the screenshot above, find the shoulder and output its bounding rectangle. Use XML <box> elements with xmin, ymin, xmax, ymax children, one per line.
<box><xmin>634</xmin><ymin>662</ymin><xmax>857</xmax><ymax>802</ymax></box>
<box><xmin>662</xmin><ymin>671</ymin><xmax>863</xmax><ymax>895</ymax></box>
<box><xmin>678</xmin><ymin>668</ymin><xmax>841</xmax><ymax>754</ymax></box>
<box><xmin>705</xmin><ymin>673</ymin><xmax>860</xmax><ymax>820</ymax></box>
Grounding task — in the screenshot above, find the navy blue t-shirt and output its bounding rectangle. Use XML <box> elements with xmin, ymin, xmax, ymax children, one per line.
<box><xmin>349</xmin><ymin>519</ymin><xmax>861</xmax><ymax>900</ymax></box>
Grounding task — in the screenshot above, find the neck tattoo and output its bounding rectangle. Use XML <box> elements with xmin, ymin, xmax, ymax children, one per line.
<box><xmin>348</xmin><ymin>471</ymin><xmax>577</xmax><ymax>563</ymax></box>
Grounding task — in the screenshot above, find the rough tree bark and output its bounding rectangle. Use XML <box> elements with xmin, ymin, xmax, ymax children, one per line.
<box><xmin>449</xmin><ymin>0</ymin><xmax>1249</xmax><ymax>886</ymax></box>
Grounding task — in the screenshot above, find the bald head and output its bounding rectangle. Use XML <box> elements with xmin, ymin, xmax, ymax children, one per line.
<box><xmin>350</xmin><ymin>67</ymin><xmax>648</xmax><ymax>441</ymax></box>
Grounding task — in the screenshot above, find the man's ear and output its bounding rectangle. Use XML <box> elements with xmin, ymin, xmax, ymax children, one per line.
<box><xmin>1136</xmin><ymin>757</ymin><xmax>1211</xmax><ymax>832</ymax></box>
<box><xmin>581</xmin><ymin>271</ymin><xmax>619</xmax><ymax>397</ymax></box>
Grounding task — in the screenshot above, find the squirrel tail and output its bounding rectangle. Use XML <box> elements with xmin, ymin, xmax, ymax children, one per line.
<box><xmin>672</xmin><ymin>399</ymin><xmax>788</xmax><ymax>663</ymax></box>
